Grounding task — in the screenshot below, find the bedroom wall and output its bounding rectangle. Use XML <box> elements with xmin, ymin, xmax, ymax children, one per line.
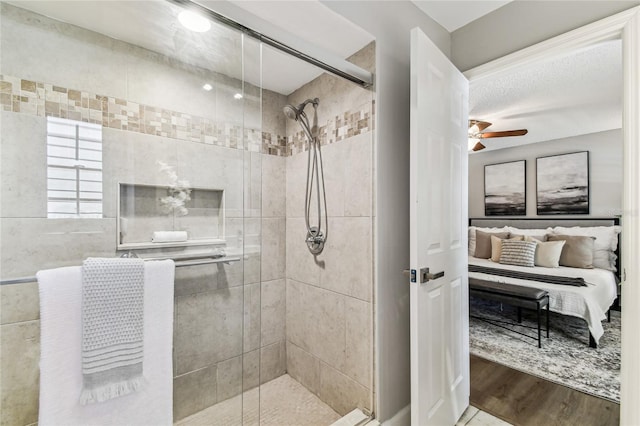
<box><xmin>468</xmin><ymin>129</ymin><xmax>623</xmax><ymax>218</ymax></box>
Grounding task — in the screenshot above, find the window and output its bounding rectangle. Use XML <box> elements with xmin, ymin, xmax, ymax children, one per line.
<box><xmin>47</xmin><ymin>117</ymin><xmax>103</xmax><ymax>218</ymax></box>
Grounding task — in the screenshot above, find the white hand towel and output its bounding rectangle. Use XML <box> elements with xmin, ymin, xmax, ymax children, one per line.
<box><xmin>37</xmin><ymin>260</ymin><xmax>175</xmax><ymax>426</ymax></box>
<box><xmin>151</xmin><ymin>231</ymin><xmax>188</xmax><ymax>243</ymax></box>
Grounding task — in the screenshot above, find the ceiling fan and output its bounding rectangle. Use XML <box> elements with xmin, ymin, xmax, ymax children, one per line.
<box><xmin>468</xmin><ymin>120</ymin><xmax>528</xmax><ymax>152</ymax></box>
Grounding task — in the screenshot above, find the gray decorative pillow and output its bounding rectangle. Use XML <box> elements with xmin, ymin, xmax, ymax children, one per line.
<box><xmin>499</xmin><ymin>240</ymin><xmax>537</xmax><ymax>267</ymax></box>
<box><xmin>474</xmin><ymin>230</ymin><xmax>510</xmax><ymax>259</ymax></box>
<box><xmin>547</xmin><ymin>234</ymin><xmax>595</xmax><ymax>269</ymax></box>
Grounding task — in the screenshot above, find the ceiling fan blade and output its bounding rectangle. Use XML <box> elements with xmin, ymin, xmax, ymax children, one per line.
<box><xmin>469</xmin><ymin>120</ymin><xmax>492</xmax><ymax>132</ymax></box>
<box><xmin>479</xmin><ymin>129</ymin><xmax>528</xmax><ymax>139</ymax></box>
<box><xmin>472</xmin><ymin>142</ymin><xmax>485</xmax><ymax>152</ymax></box>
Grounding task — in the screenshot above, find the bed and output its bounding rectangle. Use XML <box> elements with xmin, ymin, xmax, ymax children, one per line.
<box><xmin>468</xmin><ymin>218</ymin><xmax>620</xmax><ymax>347</ymax></box>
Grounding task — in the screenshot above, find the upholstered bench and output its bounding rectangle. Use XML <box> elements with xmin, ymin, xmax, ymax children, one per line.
<box><xmin>469</xmin><ymin>278</ymin><xmax>550</xmax><ymax>348</ymax></box>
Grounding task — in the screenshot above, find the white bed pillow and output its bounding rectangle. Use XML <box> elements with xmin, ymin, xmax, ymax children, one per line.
<box><xmin>531</xmin><ymin>239</ymin><xmax>566</xmax><ymax>268</ymax></box>
<box><xmin>551</xmin><ymin>226</ymin><xmax>621</xmax><ymax>271</ymax></box>
<box><xmin>507</xmin><ymin>226</ymin><xmax>552</xmax><ymax>241</ymax></box>
<box><xmin>468</xmin><ymin>226</ymin><xmax>509</xmax><ymax>256</ymax></box>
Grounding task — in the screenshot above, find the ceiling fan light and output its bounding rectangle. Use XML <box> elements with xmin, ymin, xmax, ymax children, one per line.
<box><xmin>468</xmin><ymin>124</ymin><xmax>480</xmax><ymax>135</ymax></box>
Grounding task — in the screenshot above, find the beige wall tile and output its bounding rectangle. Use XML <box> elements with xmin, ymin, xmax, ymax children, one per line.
<box><xmin>344</xmin><ymin>133</ymin><xmax>373</xmax><ymax>217</ymax></box>
<box><xmin>261</xmin><ymin>154</ymin><xmax>286</xmax><ymax>218</ymax></box>
<box><xmin>318</xmin><ymin>217</ymin><xmax>372</xmax><ymax>301</ymax></box>
<box><xmin>285</xmin><ymin>279</ymin><xmax>308</xmax><ymax>352</ymax></box>
<box><xmin>244</xmin><ymin>151</ymin><xmax>262</xmax><ymax>218</ymax></box>
<box><xmin>285</xmin><ymin>151</ymin><xmax>307</xmax><ymax>218</ymax></box>
<box><xmin>261</xmin><ymin>218</ymin><xmax>285</xmax><ymax>282</ymax></box>
<box><xmin>0</xmin><ymin>218</ymin><xmax>116</xmax><ymax>280</ymax></box>
<box><xmin>174</xmin><ymin>287</ymin><xmax>243</xmax><ymax>375</ymax></box>
<box><xmin>216</xmin><ymin>356</ymin><xmax>242</xmax><ymax>403</ymax></box>
<box><xmin>244</xmin><ymin>283</ymin><xmax>261</xmax><ymax>353</ymax></box>
<box><xmin>345</xmin><ymin>297</ymin><xmax>372</xmax><ymax>389</ymax></box>
<box><xmin>243</xmin><ymin>349</ymin><xmax>259</xmax><ymax>391</ymax></box>
<box><xmin>260</xmin><ymin>341</ymin><xmax>286</xmax><ymax>384</ymax></box>
<box><xmin>294</xmin><ymin>283</ymin><xmax>346</xmax><ymax>371</ymax></box>
<box><xmin>173</xmin><ymin>263</ymin><xmax>224</xmax><ymax>298</ymax></box>
<box><xmin>317</xmin><ymin>142</ymin><xmax>346</xmax><ymax>217</ymax></box>
<box><xmin>1</xmin><ymin>4</ymin><xmax>128</xmax><ymax>100</ymax></box>
<box><xmin>262</xmin><ymin>89</ymin><xmax>287</xmax><ymax>137</ymax></box>
<box><xmin>0</xmin><ymin>281</ymin><xmax>39</xmax><ymax>325</ymax></box>
<box><xmin>261</xmin><ymin>279</ymin><xmax>285</xmax><ymax>346</ymax></box>
<box><xmin>286</xmin><ymin>341</ymin><xmax>320</xmax><ymax>395</ymax></box>
<box><xmin>176</xmin><ymin>142</ymin><xmax>244</xmax><ymax>218</ymax></box>
<box><xmin>0</xmin><ymin>112</ymin><xmax>47</xmax><ymax>218</ymax></box>
<box><xmin>319</xmin><ymin>362</ymin><xmax>371</xmax><ymax>417</ymax></box>
<box><xmin>173</xmin><ymin>365</ymin><xmax>217</xmax><ymax>421</ymax></box>
<box><xmin>102</xmin><ymin>129</ymin><xmax>178</xmax><ymax>219</ymax></box>
<box><xmin>1</xmin><ymin>320</ymin><xmax>40</xmax><ymax>426</ymax></box>
<box><xmin>285</xmin><ymin>218</ymin><xmax>320</xmax><ymax>286</ymax></box>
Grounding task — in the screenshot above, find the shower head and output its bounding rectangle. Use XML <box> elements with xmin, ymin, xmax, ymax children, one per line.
<box><xmin>283</xmin><ymin>104</ymin><xmax>299</xmax><ymax>121</ymax></box>
<box><xmin>283</xmin><ymin>98</ymin><xmax>319</xmax><ymax>122</ymax></box>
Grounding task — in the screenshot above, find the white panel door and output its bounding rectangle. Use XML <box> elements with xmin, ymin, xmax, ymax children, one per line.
<box><xmin>409</xmin><ymin>27</ymin><xmax>469</xmax><ymax>426</ymax></box>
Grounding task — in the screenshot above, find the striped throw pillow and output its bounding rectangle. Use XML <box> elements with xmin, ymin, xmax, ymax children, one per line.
<box><xmin>499</xmin><ymin>240</ymin><xmax>537</xmax><ymax>267</ymax></box>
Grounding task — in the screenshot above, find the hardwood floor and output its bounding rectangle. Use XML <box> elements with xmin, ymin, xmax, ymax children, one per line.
<box><xmin>470</xmin><ymin>354</ymin><xmax>620</xmax><ymax>426</ymax></box>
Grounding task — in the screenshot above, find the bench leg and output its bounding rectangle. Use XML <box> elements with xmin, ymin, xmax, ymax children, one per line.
<box><xmin>537</xmin><ymin>303</ymin><xmax>542</xmax><ymax>348</ymax></box>
<box><xmin>589</xmin><ymin>333</ymin><xmax>597</xmax><ymax>348</ymax></box>
<box><xmin>546</xmin><ymin>303</ymin><xmax>550</xmax><ymax>338</ymax></box>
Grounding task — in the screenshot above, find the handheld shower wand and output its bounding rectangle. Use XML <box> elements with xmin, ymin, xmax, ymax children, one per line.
<box><xmin>283</xmin><ymin>98</ymin><xmax>328</xmax><ymax>255</ymax></box>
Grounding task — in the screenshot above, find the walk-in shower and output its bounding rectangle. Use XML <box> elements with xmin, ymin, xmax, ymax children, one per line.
<box><xmin>0</xmin><ymin>0</ymin><xmax>374</xmax><ymax>424</ymax></box>
<box><xmin>284</xmin><ymin>98</ymin><xmax>328</xmax><ymax>254</ymax></box>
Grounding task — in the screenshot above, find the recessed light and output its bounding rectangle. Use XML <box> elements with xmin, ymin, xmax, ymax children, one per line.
<box><xmin>234</xmin><ymin>93</ymin><xmax>243</xmax><ymax>100</ymax></box>
<box><xmin>178</xmin><ymin>10</ymin><xmax>211</xmax><ymax>33</ymax></box>
<box><xmin>202</xmin><ymin>83</ymin><xmax>213</xmax><ymax>91</ymax></box>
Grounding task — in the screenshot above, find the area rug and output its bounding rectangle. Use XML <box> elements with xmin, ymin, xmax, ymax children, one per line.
<box><xmin>469</xmin><ymin>297</ymin><xmax>620</xmax><ymax>403</ymax></box>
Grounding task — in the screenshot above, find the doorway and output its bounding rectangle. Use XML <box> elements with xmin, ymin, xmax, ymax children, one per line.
<box><xmin>463</xmin><ymin>6</ymin><xmax>640</xmax><ymax>423</ymax></box>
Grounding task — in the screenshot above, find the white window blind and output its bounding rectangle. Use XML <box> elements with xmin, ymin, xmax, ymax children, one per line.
<box><xmin>47</xmin><ymin>117</ymin><xmax>103</xmax><ymax>218</ymax></box>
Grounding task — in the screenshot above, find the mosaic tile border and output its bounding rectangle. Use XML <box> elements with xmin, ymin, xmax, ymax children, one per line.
<box><xmin>287</xmin><ymin>100</ymin><xmax>374</xmax><ymax>156</ymax></box>
<box><xmin>0</xmin><ymin>75</ymin><xmax>263</xmax><ymax>152</ymax></box>
<box><xmin>0</xmin><ymin>75</ymin><xmax>373</xmax><ymax>158</ymax></box>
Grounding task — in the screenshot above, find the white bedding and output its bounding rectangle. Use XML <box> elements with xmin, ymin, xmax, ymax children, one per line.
<box><xmin>469</xmin><ymin>256</ymin><xmax>617</xmax><ymax>343</ymax></box>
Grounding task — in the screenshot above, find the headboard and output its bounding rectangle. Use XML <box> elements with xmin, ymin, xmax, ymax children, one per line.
<box><xmin>469</xmin><ymin>217</ymin><xmax>619</xmax><ymax>229</ymax></box>
<box><xmin>469</xmin><ymin>217</ymin><xmax>622</xmax><ymax>280</ymax></box>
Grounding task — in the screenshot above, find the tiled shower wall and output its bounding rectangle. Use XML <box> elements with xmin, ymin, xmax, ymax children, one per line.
<box><xmin>0</xmin><ymin>4</ymin><xmax>286</xmax><ymax>425</ymax></box>
<box><xmin>0</xmin><ymin>3</ymin><xmax>375</xmax><ymax>425</ymax></box>
<box><xmin>284</xmin><ymin>42</ymin><xmax>375</xmax><ymax>416</ymax></box>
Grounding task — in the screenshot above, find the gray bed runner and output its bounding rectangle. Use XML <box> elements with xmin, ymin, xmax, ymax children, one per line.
<box><xmin>468</xmin><ymin>264</ymin><xmax>587</xmax><ymax>287</ymax></box>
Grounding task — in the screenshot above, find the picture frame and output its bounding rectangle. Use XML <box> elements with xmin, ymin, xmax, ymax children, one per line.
<box><xmin>536</xmin><ymin>151</ymin><xmax>589</xmax><ymax>215</ymax></box>
<box><xmin>484</xmin><ymin>160</ymin><xmax>526</xmax><ymax>216</ymax></box>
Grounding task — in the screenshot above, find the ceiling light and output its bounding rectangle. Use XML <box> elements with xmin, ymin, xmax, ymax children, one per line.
<box><xmin>234</xmin><ymin>93</ymin><xmax>243</xmax><ymax>100</ymax></box>
<box><xmin>202</xmin><ymin>83</ymin><xmax>213</xmax><ymax>91</ymax></box>
<box><xmin>178</xmin><ymin>10</ymin><xmax>211</xmax><ymax>33</ymax></box>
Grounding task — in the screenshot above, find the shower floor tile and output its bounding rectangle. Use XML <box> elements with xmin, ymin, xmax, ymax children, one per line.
<box><xmin>176</xmin><ymin>373</ymin><xmax>341</xmax><ymax>426</ymax></box>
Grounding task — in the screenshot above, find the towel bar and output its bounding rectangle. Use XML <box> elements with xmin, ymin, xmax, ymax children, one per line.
<box><xmin>1</xmin><ymin>255</ymin><xmax>242</xmax><ymax>285</ymax></box>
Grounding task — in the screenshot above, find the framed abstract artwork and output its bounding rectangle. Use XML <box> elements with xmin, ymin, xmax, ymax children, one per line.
<box><xmin>484</xmin><ymin>160</ymin><xmax>526</xmax><ymax>216</ymax></box>
<box><xmin>536</xmin><ymin>151</ymin><xmax>589</xmax><ymax>215</ymax></box>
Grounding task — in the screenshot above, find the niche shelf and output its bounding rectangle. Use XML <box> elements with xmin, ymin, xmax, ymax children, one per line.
<box><xmin>117</xmin><ymin>183</ymin><xmax>225</xmax><ymax>250</ymax></box>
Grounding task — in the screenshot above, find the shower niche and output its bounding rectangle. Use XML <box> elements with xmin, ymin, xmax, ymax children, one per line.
<box><xmin>117</xmin><ymin>183</ymin><xmax>225</xmax><ymax>249</ymax></box>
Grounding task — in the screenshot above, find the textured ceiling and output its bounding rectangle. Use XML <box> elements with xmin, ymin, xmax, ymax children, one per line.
<box><xmin>469</xmin><ymin>39</ymin><xmax>622</xmax><ymax>153</ymax></box>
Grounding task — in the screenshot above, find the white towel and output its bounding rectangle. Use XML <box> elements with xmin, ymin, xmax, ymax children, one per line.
<box><xmin>81</xmin><ymin>258</ymin><xmax>145</xmax><ymax>405</ymax></box>
<box><xmin>37</xmin><ymin>260</ymin><xmax>174</xmax><ymax>426</ymax></box>
<box><xmin>151</xmin><ymin>231</ymin><xmax>188</xmax><ymax>243</ymax></box>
